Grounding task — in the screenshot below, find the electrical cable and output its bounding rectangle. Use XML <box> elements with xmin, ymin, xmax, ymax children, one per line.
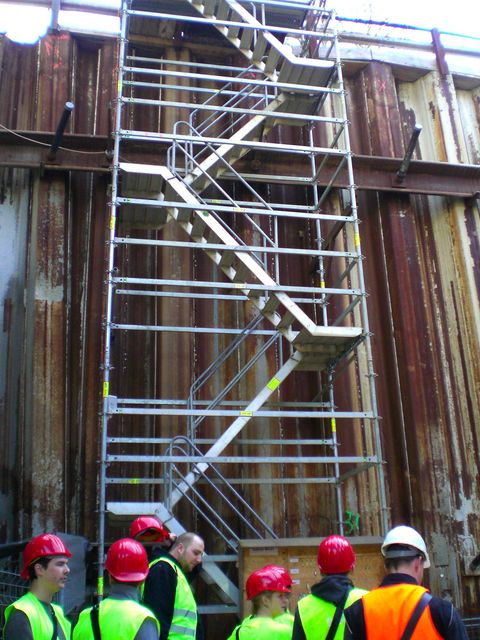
<box><xmin>0</xmin><ymin>122</ymin><xmax>108</xmax><ymax>154</ymax></box>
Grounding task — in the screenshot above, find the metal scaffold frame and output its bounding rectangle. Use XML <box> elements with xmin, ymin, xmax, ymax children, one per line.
<box><xmin>98</xmin><ymin>0</ymin><xmax>388</xmax><ymax>609</ymax></box>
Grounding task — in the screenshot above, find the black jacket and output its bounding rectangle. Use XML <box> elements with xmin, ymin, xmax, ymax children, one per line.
<box><xmin>292</xmin><ymin>574</ymin><xmax>356</xmax><ymax>640</ymax></box>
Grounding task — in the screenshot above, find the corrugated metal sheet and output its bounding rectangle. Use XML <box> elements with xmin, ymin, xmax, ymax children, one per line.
<box><xmin>0</xmin><ymin>20</ymin><xmax>479</xmax><ymax>613</ymax></box>
<box><xmin>0</xmin><ymin>32</ymin><xmax>115</xmax><ymax>541</ymax></box>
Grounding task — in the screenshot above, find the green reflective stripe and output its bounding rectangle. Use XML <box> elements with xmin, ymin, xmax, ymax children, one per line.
<box><xmin>173</xmin><ymin>608</ymin><xmax>197</xmax><ymax>620</ymax></box>
<box><xmin>170</xmin><ymin>624</ymin><xmax>196</xmax><ymax>636</ymax></box>
<box><xmin>5</xmin><ymin>592</ymin><xmax>71</xmax><ymax>640</ymax></box>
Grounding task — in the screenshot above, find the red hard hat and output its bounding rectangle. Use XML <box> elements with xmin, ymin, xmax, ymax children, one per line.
<box><xmin>317</xmin><ymin>535</ymin><xmax>355</xmax><ymax>574</ymax></box>
<box><xmin>261</xmin><ymin>565</ymin><xmax>292</xmax><ymax>591</ymax></box>
<box><xmin>246</xmin><ymin>567</ymin><xmax>291</xmax><ymax>600</ymax></box>
<box><xmin>129</xmin><ymin>515</ymin><xmax>169</xmax><ymax>543</ymax></box>
<box><xmin>105</xmin><ymin>538</ymin><xmax>149</xmax><ymax>582</ymax></box>
<box><xmin>21</xmin><ymin>534</ymin><xmax>71</xmax><ymax>579</ymax></box>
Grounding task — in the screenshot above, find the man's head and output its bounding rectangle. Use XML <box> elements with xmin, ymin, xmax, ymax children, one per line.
<box><xmin>381</xmin><ymin>525</ymin><xmax>430</xmax><ymax>583</ymax></box>
<box><xmin>170</xmin><ymin>533</ymin><xmax>204</xmax><ymax>574</ymax></box>
<box><xmin>22</xmin><ymin>534</ymin><xmax>71</xmax><ymax>587</ymax></box>
<box><xmin>105</xmin><ymin>538</ymin><xmax>149</xmax><ymax>585</ymax></box>
<box><xmin>317</xmin><ymin>534</ymin><xmax>356</xmax><ymax>575</ymax></box>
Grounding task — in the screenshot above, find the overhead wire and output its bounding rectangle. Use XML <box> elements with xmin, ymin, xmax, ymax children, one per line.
<box><xmin>0</xmin><ymin>122</ymin><xmax>108</xmax><ymax>154</ymax></box>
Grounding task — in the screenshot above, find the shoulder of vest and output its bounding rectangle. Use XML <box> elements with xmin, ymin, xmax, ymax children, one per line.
<box><xmin>10</xmin><ymin>592</ymin><xmax>41</xmax><ymax>612</ymax></box>
<box><xmin>150</xmin><ymin>555</ymin><xmax>179</xmax><ymax>572</ymax></box>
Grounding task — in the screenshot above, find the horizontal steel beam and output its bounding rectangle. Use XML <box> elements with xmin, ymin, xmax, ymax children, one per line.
<box><xmin>106</xmin><ymin>476</ymin><xmax>338</xmax><ymax>484</ymax></box>
<box><xmin>106</xmin><ymin>455</ymin><xmax>378</xmax><ymax>463</ymax></box>
<box><xmin>1</xmin><ymin>131</ymin><xmax>478</xmax><ymax>196</ymax></box>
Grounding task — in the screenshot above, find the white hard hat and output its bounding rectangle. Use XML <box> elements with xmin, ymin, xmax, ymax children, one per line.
<box><xmin>381</xmin><ymin>525</ymin><xmax>430</xmax><ymax>568</ymax></box>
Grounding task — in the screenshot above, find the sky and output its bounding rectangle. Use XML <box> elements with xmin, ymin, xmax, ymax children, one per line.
<box><xmin>0</xmin><ymin>0</ymin><xmax>479</xmax><ymax>46</ymax></box>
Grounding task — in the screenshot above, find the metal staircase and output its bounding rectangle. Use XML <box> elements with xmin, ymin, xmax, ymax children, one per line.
<box><xmin>98</xmin><ymin>0</ymin><xmax>387</xmax><ymax>613</ymax></box>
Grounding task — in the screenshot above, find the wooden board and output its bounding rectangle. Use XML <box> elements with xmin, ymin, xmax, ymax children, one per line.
<box><xmin>238</xmin><ymin>537</ymin><xmax>385</xmax><ymax>617</ymax></box>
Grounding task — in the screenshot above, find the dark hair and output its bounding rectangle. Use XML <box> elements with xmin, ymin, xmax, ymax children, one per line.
<box><xmin>384</xmin><ymin>544</ymin><xmax>425</xmax><ymax>570</ymax></box>
<box><xmin>27</xmin><ymin>556</ymin><xmax>51</xmax><ymax>581</ymax></box>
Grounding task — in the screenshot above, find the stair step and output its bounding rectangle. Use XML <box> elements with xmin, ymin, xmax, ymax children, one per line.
<box><xmin>239</xmin><ymin>27</ymin><xmax>254</xmax><ymax>53</ymax></box>
<box><xmin>191</xmin><ymin>213</ymin><xmax>208</xmax><ymax>238</ymax></box>
<box><xmin>216</xmin><ymin>0</ymin><xmax>230</xmax><ymax>21</ymax></box>
<box><xmin>203</xmin><ymin>0</ymin><xmax>218</xmax><ymax>16</ymax></box>
<box><xmin>261</xmin><ymin>295</ymin><xmax>280</xmax><ymax>315</ymax></box>
<box><xmin>252</xmin><ymin>32</ymin><xmax>268</xmax><ymax>63</ymax></box>
<box><xmin>117</xmin><ymin>163</ymin><xmax>172</xmax><ymax>228</ymax></box>
<box><xmin>219</xmin><ymin>249</ymin><xmax>235</xmax><ymax>270</ymax></box>
<box><xmin>232</xmin><ymin>261</ymin><xmax>250</xmax><ymax>283</ymax></box>
<box><xmin>278</xmin><ymin>58</ymin><xmax>334</xmax><ymax>90</ymax></box>
<box><xmin>293</xmin><ymin>326</ymin><xmax>363</xmax><ymax>348</ymax></box>
<box><xmin>277</xmin><ymin>310</ymin><xmax>295</xmax><ymax>330</ymax></box>
<box><xmin>264</xmin><ymin>46</ymin><xmax>282</xmax><ymax>74</ymax></box>
<box><xmin>227</xmin><ymin>25</ymin><xmax>240</xmax><ymax>40</ymax></box>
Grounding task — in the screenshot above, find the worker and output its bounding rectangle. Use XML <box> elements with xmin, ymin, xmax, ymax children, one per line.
<box><xmin>344</xmin><ymin>525</ymin><xmax>469</xmax><ymax>640</ymax></box>
<box><xmin>293</xmin><ymin>534</ymin><xmax>367</xmax><ymax>640</ymax></box>
<box><xmin>130</xmin><ymin>515</ymin><xmax>176</xmax><ymax>551</ymax></box>
<box><xmin>142</xmin><ymin>531</ymin><xmax>204</xmax><ymax>640</ymax></box>
<box><xmin>3</xmin><ymin>533</ymin><xmax>72</xmax><ymax>640</ymax></box>
<box><xmin>73</xmin><ymin>537</ymin><xmax>159</xmax><ymax>640</ymax></box>
<box><xmin>262</xmin><ymin>564</ymin><xmax>295</xmax><ymax>630</ymax></box>
<box><xmin>226</xmin><ymin>566</ymin><xmax>293</xmax><ymax>639</ymax></box>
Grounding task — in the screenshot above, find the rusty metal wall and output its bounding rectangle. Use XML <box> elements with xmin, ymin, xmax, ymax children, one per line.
<box><xmin>0</xmin><ymin>32</ymin><xmax>116</xmax><ymax>541</ymax></box>
<box><xmin>345</xmin><ymin>61</ymin><xmax>480</xmax><ymax>610</ymax></box>
<box><xmin>0</xmin><ymin>27</ymin><xmax>479</xmax><ymax>611</ymax></box>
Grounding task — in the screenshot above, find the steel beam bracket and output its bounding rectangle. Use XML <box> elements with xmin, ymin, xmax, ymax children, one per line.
<box><xmin>395</xmin><ymin>124</ymin><xmax>422</xmax><ymax>185</ymax></box>
<box><xmin>47</xmin><ymin>102</ymin><xmax>75</xmax><ymax>161</ymax></box>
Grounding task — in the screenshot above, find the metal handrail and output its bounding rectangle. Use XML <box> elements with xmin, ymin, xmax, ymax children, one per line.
<box><xmin>164</xmin><ymin>436</ymin><xmax>278</xmax><ymax>545</ymax></box>
<box><xmin>187</xmin><ymin>319</ymin><xmax>279</xmax><ymax>438</ymax></box>
<box><xmin>167</xmin><ymin>121</ymin><xmax>277</xmax><ymax>251</ymax></box>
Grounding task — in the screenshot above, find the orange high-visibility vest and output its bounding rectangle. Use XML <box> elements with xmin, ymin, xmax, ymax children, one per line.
<box><xmin>362</xmin><ymin>584</ymin><xmax>442</xmax><ymax>640</ymax></box>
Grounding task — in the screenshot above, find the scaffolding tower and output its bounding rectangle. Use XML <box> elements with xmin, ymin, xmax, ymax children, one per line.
<box><xmin>99</xmin><ymin>0</ymin><xmax>388</xmax><ymax>612</ymax></box>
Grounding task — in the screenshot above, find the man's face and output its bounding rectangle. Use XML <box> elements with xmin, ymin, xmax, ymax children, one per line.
<box><xmin>178</xmin><ymin>537</ymin><xmax>204</xmax><ymax>573</ymax></box>
<box><xmin>36</xmin><ymin>556</ymin><xmax>70</xmax><ymax>594</ymax></box>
